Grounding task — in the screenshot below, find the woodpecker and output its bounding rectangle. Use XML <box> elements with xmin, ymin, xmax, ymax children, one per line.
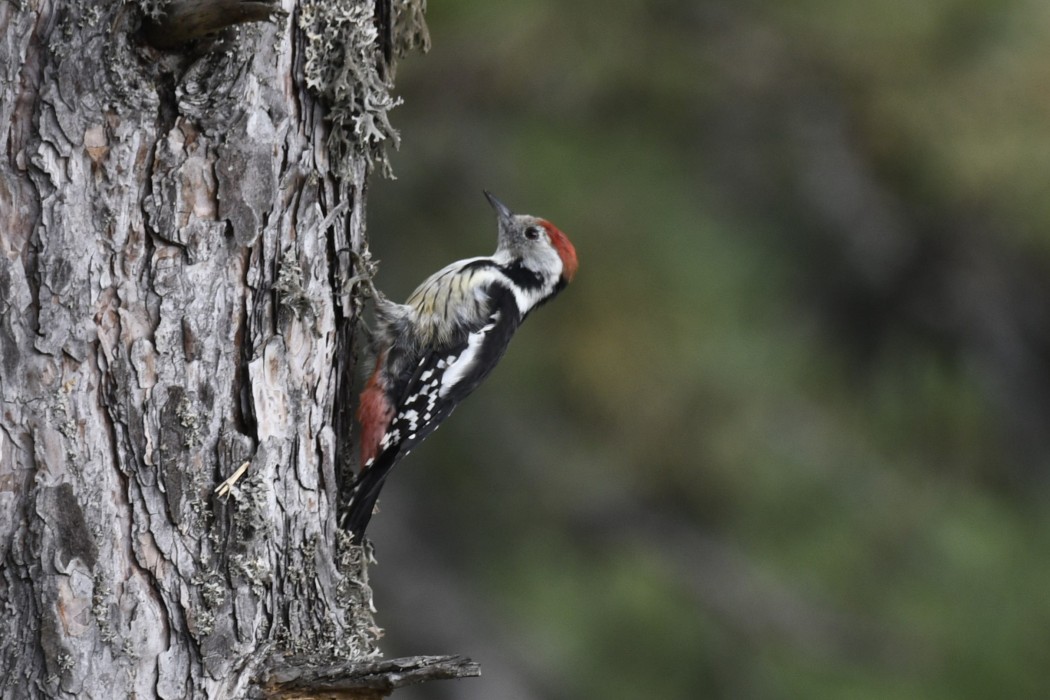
<box><xmin>343</xmin><ymin>192</ymin><xmax>578</xmax><ymax>542</ymax></box>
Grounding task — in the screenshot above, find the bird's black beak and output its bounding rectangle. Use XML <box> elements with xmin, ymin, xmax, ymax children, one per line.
<box><xmin>485</xmin><ymin>191</ymin><xmax>519</xmax><ymax>250</ymax></box>
<box><xmin>484</xmin><ymin>190</ymin><xmax>515</xmax><ymax>222</ymax></box>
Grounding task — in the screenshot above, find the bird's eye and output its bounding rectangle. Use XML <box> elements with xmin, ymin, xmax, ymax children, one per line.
<box><xmin>525</xmin><ymin>226</ymin><xmax>542</xmax><ymax>240</ymax></box>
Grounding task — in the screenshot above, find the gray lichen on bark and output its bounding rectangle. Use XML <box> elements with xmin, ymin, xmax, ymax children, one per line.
<box><xmin>298</xmin><ymin>0</ymin><xmax>430</xmax><ymax>177</ymax></box>
<box><xmin>389</xmin><ymin>0</ymin><xmax>431</xmax><ymax>64</ymax></box>
<box><xmin>0</xmin><ymin>1</ymin><xmax>430</xmax><ymax>698</ymax></box>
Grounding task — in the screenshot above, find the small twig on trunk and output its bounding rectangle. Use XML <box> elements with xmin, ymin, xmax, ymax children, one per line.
<box><xmin>258</xmin><ymin>654</ymin><xmax>481</xmax><ymax>699</ymax></box>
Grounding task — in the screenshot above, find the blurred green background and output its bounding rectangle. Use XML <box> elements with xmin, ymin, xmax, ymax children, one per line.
<box><xmin>365</xmin><ymin>1</ymin><xmax>1050</xmax><ymax>698</ymax></box>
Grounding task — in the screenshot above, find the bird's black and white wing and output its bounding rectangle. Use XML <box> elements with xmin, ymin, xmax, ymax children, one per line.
<box><xmin>343</xmin><ymin>283</ymin><xmax>522</xmax><ymax>537</ymax></box>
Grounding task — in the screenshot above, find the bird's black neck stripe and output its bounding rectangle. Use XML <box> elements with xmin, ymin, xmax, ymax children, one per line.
<box><xmin>499</xmin><ymin>260</ymin><xmax>545</xmax><ymax>291</ymax></box>
<box><xmin>461</xmin><ymin>259</ymin><xmax>497</xmax><ymax>273</ymax></box>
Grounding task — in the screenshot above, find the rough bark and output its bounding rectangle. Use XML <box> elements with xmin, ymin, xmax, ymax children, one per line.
<box><xmin>0</xmin><ymin>1</ymin><xmax>439</xmax><ymax>698</ymax></box>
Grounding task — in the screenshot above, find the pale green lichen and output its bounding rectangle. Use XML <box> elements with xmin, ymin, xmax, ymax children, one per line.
<box><xmin>53</xmin><ymin>387</ymin><xmax>79</xmax><ymax>467</ymax></box>
<box><xmin>57</xmin><ymin>653</ymin><xmax>74</xmax><ymax>672</ymax></box>
<box><xmin>175</xmin><ymin>394</ymin><xmax>202</xmax><ymax>448</ymax></box>
<box><xmin>274</xmin><ymin>532</ymin><xmax>382</xmax><ymax>658</ymax></box>
<box><xmin>137</xmin><ymin>0</ymin><xmax>172</xmax><ymax>21</ymax></box>
<box><xmin>333</xmin><ymin>532</ymin><xmax>382</xmax><ymax>659</ymax></box>
<box><xmin>230</xmin><ymin>552</ymin><xmax>271</xmax><ymax>597</ymax></box>
<box><xmin>82</xmin><ymin>4</ymin><xmax>103</xmax><ymax>27</ymax></box>
<box><xmin>47</xmin><ymin>14</ymin><xmax>76</xmax><ymax>57</ymax></box>
<box><xmin>391</xmin><ymin>0</ymin><xmax>431</xmax><ymax>63</ymax></box>
<box><xmin>192</xmin><ymin>608</ymin><xmax>215</xmax><ymax>638</ymax></box>
<box><xmin>299</xmin><ymin>0</ymin><xmax>399</xmax><ymax>177</ymax></box>
<box><xmin>121</xmin><ymin>639</ymin><xmax>140</xmax><ymax>660</ymax></box>
<box><xmin>200</xmin><ymin>576</ymin><xmax>227</xmax><ymax>609</ymax></box>
<box><xmin>54</xmin><ymin>393</ymin><xmax>77</xmax><ymax>436</ymax></box>
<box><xmin>189</xmin><ymin>571</ymin><xmax>228</xmax><ymax>638</ymax></box>
<box><xmin>92</xmin><ymin>571</ymin><xmax>116</xmax><ymax>643</ymax></box>
<box><xmin>298</xmin><ymin>0</ymin><xmax>429</xmax><ymax>178</ymax></box>
<box><xmin>274</xmin><ymin>248</ymin><xmax>317</xmax><ymax>324</ymax></box>
<box><xmin>222</xmin><ymin>467</ymin><xmax>274</xmax><ymax>597</ymax></box>
<box><xmin>229</xmin><ymin>469</ymin><xmax>272</xmax><ymax>541</ymax></box>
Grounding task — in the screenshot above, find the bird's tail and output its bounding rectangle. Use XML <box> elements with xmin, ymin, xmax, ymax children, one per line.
<box><xmin>342</xmin><ymin>448</ymin><xmax>398</xmax><ymax>543</ymax></box>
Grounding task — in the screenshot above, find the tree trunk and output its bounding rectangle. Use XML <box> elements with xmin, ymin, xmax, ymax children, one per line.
<box><xmin>0</xmin><ymin>1</ymin><xmax>447</xmax><ymax>697</ymax></box>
